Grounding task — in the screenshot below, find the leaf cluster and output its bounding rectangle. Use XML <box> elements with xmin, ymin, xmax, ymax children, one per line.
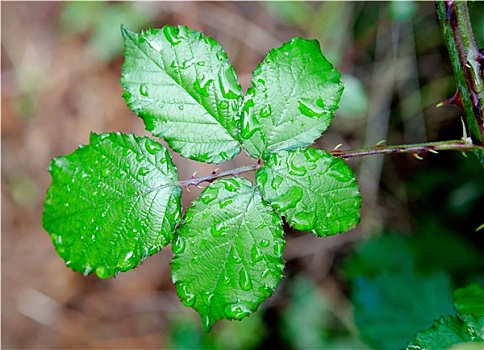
<box><xmin>42</xmin><ymin>25</ymin><xmax>361</xmax><ymax>330</ymax></box>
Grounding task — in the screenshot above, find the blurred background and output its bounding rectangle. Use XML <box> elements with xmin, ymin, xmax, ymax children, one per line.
<box><xmin>2</xmin><ymin>1</ymin><xmax>483</xmax><ymax>349</ymax></box>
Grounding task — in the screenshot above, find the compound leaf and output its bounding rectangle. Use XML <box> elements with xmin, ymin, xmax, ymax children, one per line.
<box><xmin>240</xmin><ymin>37</ymin><xmax>343</xmax><ymax>159</ymax></box>
<box><xmin>121</xmin><ymin>25</ymin><xmax>242</xmax><ymax>163</ymax></box>
<box><xmin>255</xmin><ymin>148</ymin><xmax>360</xmax><ymax>236</ymax></box>
<box><xmin>171</xmin><ymin>177</ymin><xmax>285</xmax><ymax>332</ymax></box>
<box><xmin>42</xmin><ymin>132</ymin><xmax>182</xmax><ymax>278</ymax></box>
<box><xmin>405</xmin><ymin>315</ymin><xmax>484</xmax><ymax>349</ymax></box>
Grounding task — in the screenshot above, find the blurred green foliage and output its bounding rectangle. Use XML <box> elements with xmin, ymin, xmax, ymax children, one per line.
<box><xmin>60</xmin><ymin>2</ymin><xmax>156</xmax><ymax>62</ymax></box>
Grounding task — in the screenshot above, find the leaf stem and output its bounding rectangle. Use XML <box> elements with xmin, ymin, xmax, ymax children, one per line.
<box><xmin>330</xmin><ymin>139</ymin><xmax>481</xmax><ymax>159</ymax></box>
<box><xmin>178</xmin><ymin>140</ymin><xmax>482</xmax><ymax>188</ymax></box>
<box><xmin>178</xmin><ymin>162</ymin><xmax>261</xmax><ymax>188</ymax></box>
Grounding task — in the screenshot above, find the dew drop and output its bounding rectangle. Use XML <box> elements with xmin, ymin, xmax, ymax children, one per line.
<box><xmin>202</xmin><ymin>291</ymin><xmax>215</xmax><ymax>306</ymax></box>
<box><xmin>145</xmin><ymin>139</ymin><xmax>163</xmax><ymax>154</ymax></box>
<box><xmin>219</xmin><ymin>66</ymin><xmax>240</xmax><ymax>99</ymax></box>
<box><xmin>293</xmin><ymin>211</ymin><xmax>316</xmax><ymax>231</ymax></box>
<box><xmin>223</xmin><ymin>274</ymin><xmax>231</xmax><ymax>285</ymax></box>
<box><xmin>229</xmin><ymin>248</ymin><xmax>242</xmax><ymax>264</ymax></box>
<box><xmin>194</xmin><ymin>73</ymin><xmax>213</xmax><ymax>97</ymax></box>
<box><xmin>255</xmin><ymin>170</ymin><xmax>268</xmax><ymax>187</ymax></box>
<box><xmin>216</xmin><ymin>51</ymin><xmax>225</xmax><ymax>61</ymax></box>
<box><xmin>297</xmin><ymin>97</ymin><xmax>327</xmax><ymax>118</ymax></box>
<box><xmin>219</xmin><ymin>197</ymin><xmax>234</xmax><ymax>209</ymax></box>
<box><xmin>239</xmin><ymin>267</ymin><xmax>252</xmax><ymax>291</ymax></box>
<box><xmin>210</xmin><ymin>222</ymin><xmax>227</xmax><ymax>237</ymax></box>
<box><xmin>178</xmin><ymin>283</ymin><xmax>196</xmax><ymax>307</ymax></box>
<box><xmin>273</xmin><ymin>241</ymin><xmax>285</xmax><ymax>256</ymax></box>
<box><xmin>191</xmin><ymin>256</ymin><xmax>200</xmax><ymax>265</ymax></box>
<box><xmin>219</xmin><ymin>100</ymin><xmax>229</xmax><ymax>110</ymax></box>
<box><xmin>124</xmin><ymin>251</ymin><xmax>134</xmax><ymax>262</ymax></box>
<box><xmin>273</xmin><ymin>186</ymin><xmax>303</xmax><ymax>211</ymax></box>
<box><xmin>172</xmin><ymin>235</ymin><xmax>186</xmax><ymax>254</ymax></box>
<box><xmin>224</xmin><ymin>301</ymin><xmax>251</xmax><ymax>320</ymax></box>
<box><xmin>270</xmin><ymin>175</ymin><xmax>284</xmax><ymax>190</ymax></box>
<box><xmin>163</xmin><ymin>26</ymin><xmax>182</xmax><ymax>45</ymax></box>
<box><xmin>261</xmin><ymin>268</ymin><xmax>270</xmax><ymax>278</ymax></box>
<box><xmin>181</xmin><ymin>57</ymin><xmax>196</xmax><ymax>69</ymax></box>
<box><xmin>139</xmin><ymin>84</ymin><xmax>149</xmax><ymax>97</ymax></box>
<box><xmin>260</xmin><ymin>105</ymin><xmax>272</xmax><ymax>118</ymax></box>
<box><xmin>260</xmin><ymin>239</ymin><xmax>270</xmax><ymax>248</ymax></box>
<box><xmin>200</xmin><ymin>187</ymin><xmax>218</xmax><ymax>204</ymax></box>
<box><xmin>201</xmin><ymin>315</ymin><xmax>212</xmax><ymax>333</ymax></box>
<box><xmin>258</xmin><ymin>284</ymin><xmax>273</xmax><ymax>298</ymax></box>
<box><xmin>138</xmin><ymin>167</ymin><xmax>150</xmax><ymax>176</ymax></box>
<box><xmin>251</xmin><ymin>244</ymin><xmax>264</xmax><ymax>264</ymax></box>
<box><xmin>83</xmin><ymin>265</ymin><xmax>93</xmax><ymax>276</ymax></box>
<box><xmin>178</xmin><ymin>105</ymin><xmax>184</xmax><ymax>110</ymax></box>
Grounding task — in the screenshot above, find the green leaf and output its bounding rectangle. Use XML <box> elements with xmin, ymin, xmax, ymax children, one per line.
<box><xmin>454</xmin><ymin>284</ymin><xmax>484</xmax><ymax>317</ymax></box>
<box><xmin>255</xmin><ymin>148</ymin><xmax>360</xmax><ymax>236</ymax></box>
<box><xmin>171</xmin><ymin>177</ymin><xmax>285</xmax><ymax>332</ymax></box>
<box><xmin>406</xmin><ymin>315</ymin><xmax>484</xmax><ymax>350</ymax></box>
<box><xmin>42</xmin><ymin>132</ymin><xmax>182</xmax><ymax>278</ymax></box>
<box><xmin>240</xmin><ymin>37</ymin><xmax>343</xmax><ymax>159</ymax></box>
<box><xmin>121</xmin><ymin>25</ymin><xmax>242</xmax><ymax>163</ymax></box>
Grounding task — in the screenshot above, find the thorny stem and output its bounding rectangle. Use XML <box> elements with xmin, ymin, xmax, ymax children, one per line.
<box><xmin>330</xmin><ymin>139</ymin><xmax>481</xmax><ymax>159</ymax></box>
<box><xmin>178</xmin><ymin>162</ymin><xmax>261</xmax><ymax>188</ymax></box>
<box><xmin>435</xmin><ymin>1</ymin><xmax>484</xmax><ymax>145</ymax></box>
<box><xmin>178</xmin><ymin>140</ymin><xmax>482</xmax><ymax>188</ymax></box>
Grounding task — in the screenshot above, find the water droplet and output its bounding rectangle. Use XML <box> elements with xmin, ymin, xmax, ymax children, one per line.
<box><xmin>163</xmin><ymin>26</ymin><xmax>182</xmax><ymax>45</ymax></box>
<box><xmin>219</xmin><ymin>100</ymin><xmax>229</xmax><ymax>110</ymax></box>
<box><xmin>297</xmin><ymin>97</ymin><xmax>327</xmax><ymax>118</ymax></box>
<box><xmin>273</xmin><ymin>186</ymin><xmax>303</xmax><ymax>211</ymax></box>
<box><xmin>194</xmin><ymin>73</ymin><xmax>213</xmax><ymax>97</ymax></box>
<box><xmin>270</xmin><ymin>175</ymin><xmax>284</xmax><ymax>190</ymax></box>
<box><xmin>216</xmin><ymin>51</ymin><xmax>225</xmax><ymax>61</ymax></box>
<box><xmin>239</xmin><ymin>267</ymin><xmax>252</xmax><ymax>291</ymax></box>
<box><xmin>273</xmin><ymin>241</ymin><xmax>284</xmax><ymax>256</ymax></box>
<box><xmin>260</xmin><ymin>239</ymin><xmax>270</xmax><ymax>248</ymax></box>
<box><xmin>255</xmin><ymin>170</ymin><xmax>268</xmax><ymax>187</ymax></box>
<box><xmin>178</xmin><ymin>283</ymin><xmax>196</xmax><ymax>307</ymax></box>
<box><xmin>218</xmin><ymin>66</ymin><xmax>240</xmax><ymax>99</ymax></box>
<box><xmin>135</xmin><ymin>153</ymin><xmax>144</xmax><ymax>162</ymax></box>
<box><xmin>96</xmin><ymin>266</ymin><xmax>111</xmax><ymax>278</ymax></box>
<box><xmin>304</xmin><ymin>147</ymin><xmax>323</xmax><ymax>162</ymax></box>
<box><xmin>202</xmin><ymin>291</ymin><xmax>215</xmax><ymax>305</ymax></box>
<box><xmin>251</xmin><ymin>244</ymin><xmax>264</xmax><ymax>264</ymax></box>
<box><xmin>181</xmin><ymin>57</ymin><xmax>196</xmax><ymax>69</ymax></box>
<box><xmin>219</xmin><ymin>197</ymin><xmax>234</xmax><ymax>209</ymax></box>
<box><xmin>200</xmin><ymin>187</ymin><xmax>219</xmax><ymax>204</ymax></box>
<box><xmin>240</xmin><ymin>99</ymin><xmax>259</xmax><ymax>139</ymax></box>
<box><xmin>102</xmin><ymin>168</ymin><xmax>111</xmax><ymax>177</ymax></box>
<box><xmin>259</xmin><ymin>284</ymin><xmax>273</xmax><ymax>298</ymax></box>
<box><xmin>223</xmin><ymin>274</ymin><xmax>231</xmax><ymax>285</ymax></box>
<box><xmin>261</xmin><ymin>268</ymin><xmax>270</xmax><ymax>278</ymax></box>
<box><xmin>178</xmin><ymin>105</ymin><xmax>184</xmax><ymax>110</ymax></box>
<box><xmin>210</xmin><ymin>222</ymin><xmax>227</xmax><ymax>237</ymax></box>
<box><xmin>224</xmin><ymin>301</ymin><xmax>251</xmax><ymax>320</ymax></box>
<box><xmin>201</xmin><ymin>315</ymin><xmax>213</xmax><ymax>333</ymax></box>
<box><xmin>139</xmin><ymin>84</ymin><xmax>149</xmax><ymax>97</ymax></box>
<box><xmin>146</xmin><ymin>37</ymin><xmax>163</xmax><ymax>51</ymax></box>
<box><xmin>229</xmin><ymin>248</ymin><xmax>242</xmax><ymax>264</ymax></box>
<box><xmin>77</xmin><ymin>171</ymin><xmax>88</xmax><ymax>181</ymax></box>
<box><xmin>138</xmin><ymin>167</ymin><xmax>150</xmax><ymax>176</ymax></box>
<box><xmin>83</xmin><ymin>265</ymin><xmax>93</xmax><ymax>276</ymax></box>
<box><xmin>99</xmin><ymin>133</ymin><xmax>110</xmax><ymax>140</ymax></box>
<box><xmin>191</xmin><ymin>256</ymin><xmax>200</xmax><ymax>265</ymax></box>
<box><xmin>260</xmin><ymin>105</ymin><xmax>272</xmax><ymax>118</ymax></box>
<box><xmin>293</xmin><ymin>211</ymin><xmax>316</xmax><ymax>231</ymax></box>
<box><xmin>172</xmin><ymin>235</ymin><xmax>186</xmax><ymax>254</ymax></box>
<box><xmin>145</xmin><ymin>139</ymin><xmax>163</xmax><ymax>154</ymax></box>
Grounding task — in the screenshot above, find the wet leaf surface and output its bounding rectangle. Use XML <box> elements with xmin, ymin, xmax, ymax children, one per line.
<box><xmin>171</xmin><ymin>177</ymin><xmax>285</xmax><ymax>331</ymax></box>
<box><xmin>42</xmin><ymin>132</ymin><xmax>182</xmax><ymax>278</ymax></box>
